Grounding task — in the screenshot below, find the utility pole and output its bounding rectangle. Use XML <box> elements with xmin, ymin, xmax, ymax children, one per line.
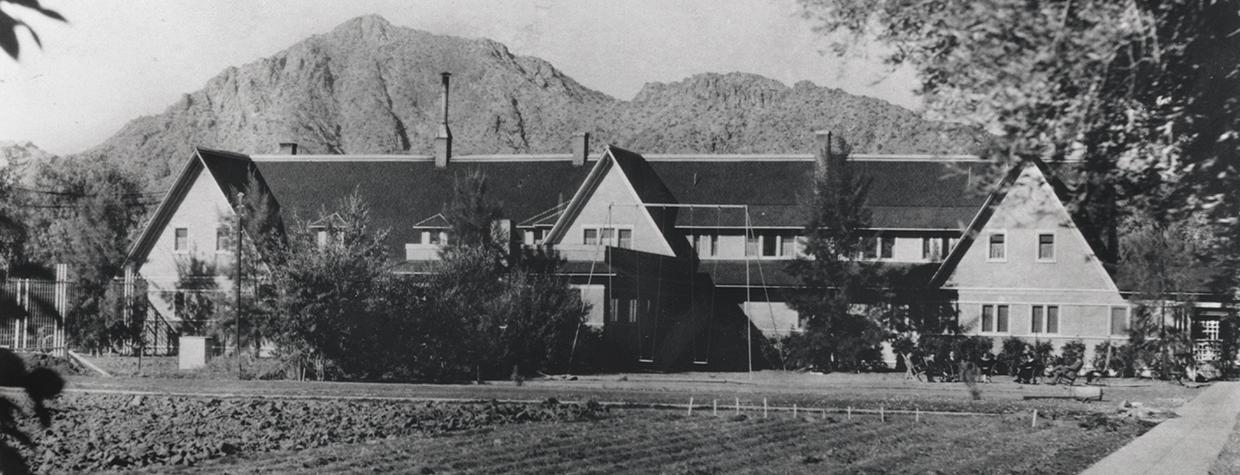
<box><xmin>236</xmin><ymin>192</ymin><xmax>245</xmax><ymax>376</ymax></box>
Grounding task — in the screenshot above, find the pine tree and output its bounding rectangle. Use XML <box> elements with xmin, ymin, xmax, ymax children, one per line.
<box><xmin>785</xmin><ymin>135</ymin><xmax>888</xmax><ymax>371</ymax></box>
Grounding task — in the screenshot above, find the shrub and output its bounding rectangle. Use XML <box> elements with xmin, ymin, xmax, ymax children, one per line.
<box><xmin>1061</xmin><ymin>340</ymin><xmax>1086</xmax><ymax>365</ymax></box>
<box><xmin>998</xmin><ymin>337</ymin><xmax>1027</xmax><ymax>376</ymax></box>
<box><xmin>1092</xmin><ymin>341</ymin><xmax>1131</xmax><ymax>376</ymax></box>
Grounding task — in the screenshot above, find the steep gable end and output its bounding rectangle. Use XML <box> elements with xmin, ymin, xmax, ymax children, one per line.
<box><xmin>545</xmin><ymin>146</ymin><xmax>682</xmax><ymax>257</ymax></box>
<box><xmin>934</xmin><ymin>160</ymin><xmax>1119</xmax><ymax>292</ymax></box>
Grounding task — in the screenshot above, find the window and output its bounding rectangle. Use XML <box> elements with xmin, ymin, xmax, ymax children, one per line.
<box><xmin>1037</xmin><ymin>233</ymin><xmax>1055</xmax><ymax>261</ymax></box>
<box><xmin>415</xmin><ymin>230</ymin><xmax>447</xmax><ymax>245</ymax></box>
<box><xmin>617</xmin><ymin>229</ymin><xmax>632</xmax><ymax>249</ymax></box>
<box><xmin>747</xmin><ymin>232</ymin><xmax>797</xmax><ymax>258</ymax></box>
<box><xmin>174</xmin><ymin>228</ymin><xmax>188</xmax><ymax>252</ymax></box>
<box><xmin>1199</xmin><ymin>320</ymin><xmax>1221</xmax><ymax>341</ymax></box>
<box><xmin>583</xmin><ymin>226</ymin><xmax>631</xmax><ymax>248</ymax></box>
<box><xmin>861</xmin><ymin>236</ymin><xmax>878</xmax><ymax>259</ymax></box>
<box><xmin>583</xmin><ymin>228</ymin><xmax>598</xmax><ymax>245</ymax></box>
<box><xmin>923</xmin><ymin>237</ymin><xmax>950</xmax><ymax>261</ymax></box>
<box><xmin>988</xmin><ymin>232</ymin><xmax>1006</xmax><ymax>260</ymax></box>
<box><xmin>781</xmin><ymin>235</ymin><xmax>797</xmax><ymax>257</ymax></box>
<box><xmin>694</xmin><ymin>234</ymin><xmax>718</xmax><ymax>257</ymax></box>
<box><xmin>611</xmin><ymin>298</ymin><xmax>636</xmax><ymax>323</ymax></box>
<box><xmin>981</xmin><ymin>304</ymin><xmax>1010</xmax><ymax>333</ymax></box>
<box><xmin>523</xmin><ymin>229</ymin><xmax>545</xmax><ymax>245</ymax></box>
<box><xmin>1110</xmin><ymin>307</ymin><xmax>1130</xmax><ymax>336</ymax></box>
<box><xmin>1032</xmin><ymin>305</ymin><xmax>1059</xmax><ymax>334</ymax></box>
<box><xmin>761</xmin><ymin>233</ymin><xmax>779</xmax><ymax>257</ymax></box>
<box><xmin>880</xmin><ymin>236</ymin><xmax>895</xmax><ymax>259</ymax></box>
<box><xmin>216</xmin><ymin>227</ymin><xmax>232</xmax><ymax>252</ymax></box>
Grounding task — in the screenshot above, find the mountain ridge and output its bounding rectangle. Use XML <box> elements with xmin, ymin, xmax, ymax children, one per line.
<box><xmin>35</xmin><ymin>15</ymin><xmax>986</xmax><ymax>187</ymax></box>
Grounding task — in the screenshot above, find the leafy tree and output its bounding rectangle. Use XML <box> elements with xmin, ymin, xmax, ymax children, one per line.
<box><xmin>264</xmin><ymin>192</ymin><xmax>391</xmax><ymax>379</ymax></box>
<box><xmin>784</xmin><ymin>135</ymin><xmax>890</xmax><ymax>371</ymax></box>
<box><xmin>430</xmin><ymin>172</ymin><xmax>586</xmax><ymax>380</ymax></box>
<box><xmin>0</xmin><ymin>0</ymin><xmax>64</xmax><ymax>60</ymax></box>
<box><xmin>212</xmin><ymin>172</ymin><xmax>283</xmax><ymax>357</ymax></box>
<box><xmin>799</xmin><ymin>0</ymin><xmax>1240</xmax><ymax>284</ymax></box>
<box><xmin>1117</xmin><ymin>212</ymin><xmax>1215</xmax><ymax>377</ymax></box>
<box><xmin>23</xmin><ymin>158</ymin><xmax>148</xmax><ymax>352</ymax></box>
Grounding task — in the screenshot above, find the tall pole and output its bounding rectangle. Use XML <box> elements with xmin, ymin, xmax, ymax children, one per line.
<box><xmin>744</xmin><ymin>206</ymin><xmax>752</xmax><ymax>378</ymax></box>
<box><xmin>236</xmin><ymin>192</ymin><xmax>245</xmax><ymax>376</ymax></box>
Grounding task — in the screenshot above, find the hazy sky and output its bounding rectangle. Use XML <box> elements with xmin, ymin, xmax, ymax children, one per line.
<box><xmin>0</xmin><ymin>0</ymin><xmax>918</xmax><ymax>155</ymax></box>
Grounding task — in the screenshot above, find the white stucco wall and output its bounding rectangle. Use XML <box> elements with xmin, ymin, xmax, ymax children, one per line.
<box><xmin>556</xmin><ymin>163</ymin><xmax>676</xmax><ymax>260</ymax></box>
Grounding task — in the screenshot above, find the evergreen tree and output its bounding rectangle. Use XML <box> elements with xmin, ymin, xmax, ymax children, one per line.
<box><xmin>784</xmin><ymin>135</ymin><xmax>889</xmax><ymax>371</ymax></box>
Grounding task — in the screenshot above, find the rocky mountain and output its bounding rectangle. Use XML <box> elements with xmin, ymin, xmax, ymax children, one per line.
<box><xmin>75</xmin><ymin>15</ymin><xmax>988</xmax><ymax>187</ymax></box>
<box><xmin>0</xmin><ymin>140</ymin><xmax>54</xmax><ymax>179</ymax></box>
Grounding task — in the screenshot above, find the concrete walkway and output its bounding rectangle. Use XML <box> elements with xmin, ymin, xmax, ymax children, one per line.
<box><xmin>1082</xmin><ymin>382</ymin><xmax>1240</xmax><ymax>475</ymax></box>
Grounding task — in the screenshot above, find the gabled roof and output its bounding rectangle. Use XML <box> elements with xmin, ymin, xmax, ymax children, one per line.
<box><xmin>544</xmin><ymin>146</ymin><xmax>692</xmax><ymax>257</ymax></box>
<box><xmin>644</xmin><ymin>156</ymin><xmax>991</xmax><ymax>229</ymax></box>
<box><xmin>412</xmin><ymin>213</ymin><xmax>450</xmax><ymax>228</ymax></box>
<box><xmin>252</xmin><ymin>156</ymin><xmax>595</xmax><ymax>258</ymax></box>
<box><xmin>927</xmin><ymin>157</ymin><xmax>1119</xmax><ymax>291</ymax></box>
<box><xmin>308</xmin><ymin>213</ymin><xmax>346</xmax><ymax>228</ymax></box>
<box><xmin>518</xmin><ymin>202</ymin><xmax>568</xmax><ymax>228</ymax></box>
<box><xmin>127</xmin><ymin>147</ymin><xmax>269</xmax><ymax>265</ymax></box>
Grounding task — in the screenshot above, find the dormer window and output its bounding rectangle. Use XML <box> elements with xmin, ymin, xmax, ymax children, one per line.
<box><xmin>309</xmin><ymin>213</ymin><xmax>347</xmax><ymax>249</ymax></box>
<box><xmin>411</xmin><ymin>213</ymin><xmax>451</xmax><ymax>248</ymax></box>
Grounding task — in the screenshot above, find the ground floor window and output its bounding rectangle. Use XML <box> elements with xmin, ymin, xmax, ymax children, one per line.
<box><xmin>609</xmin><ymin>298</ymin><xmax>638</xmax><ymax>323</ymax></box>
<box><xmin>1031</xmin><ymin>305</ymin><xmax>1059</xmax><ymax>334</ymax></box>
<box><xmin>981</xmin><ymin>304</ymin><xmax>1009</xmax><ymax>333</ymax></box>
<box><xmin>1110</xmin><ymin>306</ymin><xmax>1130</xmax><ymax>336</ymax></box>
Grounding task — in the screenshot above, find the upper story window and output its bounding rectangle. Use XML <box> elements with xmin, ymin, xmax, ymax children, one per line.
<box><xmin>692</xmin><ymin>234</ymin><xmax>718</xmax><ymax>257</ymax></box>
<box><xmin>582</xmin><ymin>226</ymin><xmax>632</xmax><ymax>248</ymax></box>
<box><xmin>981</xmin><ymin>304</ymin><xmax>1010</xmax><ymax>333</ymax></box>
<box><xmin>1037</xmin><ymin>232</ymin><xmax>1056</xmax><ymax>261</ymax></box>
<box><xmin>922</xmin><ymin>237</ymin><xmax>949</xmax><ymax>261</ymax></box>
<box><xmin>412</xmin><ymin>230</ymin><xmax>448</xmax><ymax>245</ymax></box>
<box><xmin>987</xmin><ymin>232</ymin><xmax>1006</xmax><ymax>261</ymax></box>
<box><xmin>523</xmin><ymin>229</ymin><xmax>547</xmax><ymax>246</ymax></box>
<box><xmin>879</xmin><ymin>236</ymin><xmax>895</xmax><ymax>259</ymax></box>
<box><xmin>1031</xmin><ymin>305</ymin><xmax>1059</xmax><ymax>334</ymax></box>
<box><xmin>856</xmin><ymin>236</ymin><xmax>894</xmax><ymax>260</ymax></box>
<box><xmin>174</xmin><ymin>228</ymin><xmax>188</xmax><ymax>252</ymax></box>
<box><xmin>216</xmin><ymin>226</ymin><xmax>233</xmax><ymax>252</ymax></box>
<box><xmin>747</xmin><ymin>231</ymin><xmax>797</xmax><ymax>258</ymax></box>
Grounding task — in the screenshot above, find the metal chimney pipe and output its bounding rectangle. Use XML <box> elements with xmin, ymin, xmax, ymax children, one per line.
<box><xmin>435</xmin><ymin>72</ymin><xmax>453</xmax><ymax>168</ymax></box>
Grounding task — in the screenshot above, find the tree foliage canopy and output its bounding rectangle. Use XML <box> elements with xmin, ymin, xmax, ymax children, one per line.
<box><xmin>800</xmin><ymin>0</ymin><xmax>1240</xmax><ymax>284</ymax></box>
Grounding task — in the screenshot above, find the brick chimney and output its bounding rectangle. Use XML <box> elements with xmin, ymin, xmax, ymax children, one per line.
<box><xmin>434</xmin><ymin>72</ymin><xmax>453</xmax><ymax>168</ymax></box>
<box><xmin>278</xmin><ymin>142</ymin><xmax>298</xmax><ymax>155</ymax></box>
<box><xmin>571</xmin><ymin>132</ymin><xmax>589</xmax><ymax>166</ymax></box>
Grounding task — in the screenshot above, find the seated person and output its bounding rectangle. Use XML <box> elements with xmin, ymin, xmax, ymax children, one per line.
<box><xmin>976</xmin><ymin>352</ymin><xmax>996</xmax><ymax>383</ymax></box>
<box><xmin>1050</xmin><ymin>357</ymin><xmax>1084</xmax><ymax>384</ymax></box>
<box><xmin>1016</xmin><ymin>353</ymin><xmax>1043</xmax><ymax>384</ymax></box>
<box><xmin>920</xmin><ymin>353</ymin><xmax>938</xmax><ymax>382</ymax></box>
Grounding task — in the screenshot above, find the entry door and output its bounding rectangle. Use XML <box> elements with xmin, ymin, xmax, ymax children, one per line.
<box><xmin>637</xmin><ymin>299</ymin><xmax>656</xmax><ymax>362</ymax></box>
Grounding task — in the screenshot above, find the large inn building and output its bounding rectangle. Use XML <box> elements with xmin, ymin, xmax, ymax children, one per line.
<box><xmin>123</xmin><ymin>76</ymin><xmax>1231</xmax><ymax>371</ymax></box>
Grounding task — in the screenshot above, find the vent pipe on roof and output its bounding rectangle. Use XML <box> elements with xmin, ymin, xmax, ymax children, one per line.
<box><xmin>814</xmin><ymin>130</ymin><xmax>848</xmax><ymax>185</ymax></box>
<box><xmin>435</xmin><ymin>72</ymin><xmax>453</xmax><ymax>168</ymax></box>
<box><xmin>278</xmin><ymin>142</ymin><xmax>298</xmax><ymax>155</ymax></box>
<box><xmin>572</xmin><ymin>132</ymin><xmax>589</xmax><ymax>166</ymax></box>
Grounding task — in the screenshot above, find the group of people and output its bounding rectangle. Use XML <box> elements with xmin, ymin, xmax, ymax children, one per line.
<box><xmin>912</xmin><ymin>349</ymin><xmax>1083</xmax><ymax>385</ymax></box>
